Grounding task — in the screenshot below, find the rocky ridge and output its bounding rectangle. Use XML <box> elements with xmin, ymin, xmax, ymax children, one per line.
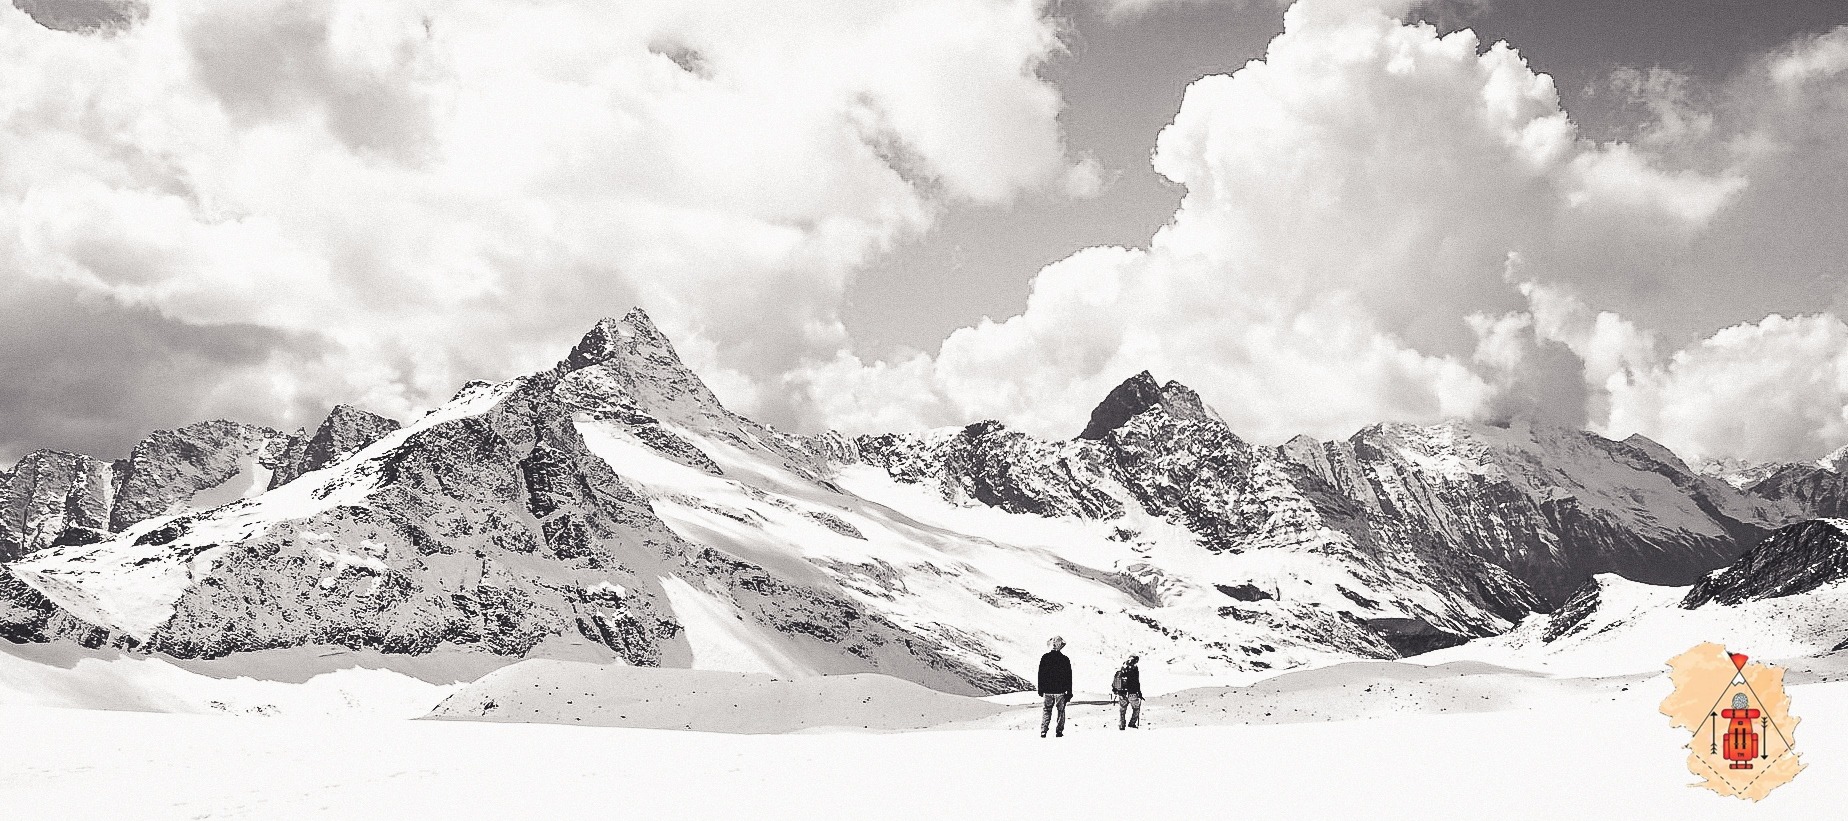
<box><xmin>1</xmin><ymin>409</ymin><xmax>402</xmax><ymax>561</ymax></box>
<box><xmin>1273</xmin><ymin>421</ymin><xmax>1790</xmax><ymax>606</ymax></box>
<box><xmin>4</xmin><ymin>310</ymin><xmax>1845</xmax><ymax>693</ymax></box>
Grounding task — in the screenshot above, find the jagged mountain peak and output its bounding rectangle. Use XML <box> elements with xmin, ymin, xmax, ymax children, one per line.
<box><xmin>321</xmin><ymin>403</ymin><xmax>395</xmax><ymax>426</ymax></box>
<box><xmin>11</xmin><ymin>309</ymin><xmax>1848</xmax><ymax>694</ymax></box>
<box><xmin>568</xmin><ymin>309</ymin><xmax>686</xmax><ymax>371</ymax></box>
<box><xmin>1077</xmin><ymin>370</ymin><xmax>1162</xmax><ymax>440</ymax></box>
<box><xmin>565</xmin><ymin>309</ymin><xmax>668</xmax><ymax>371</ymax></box>
<box><xmin>301</xmin><ymin>404</ymin><xmax>400</xmax><ymax>470</ymax></box>
<box><xmin>1077</xmin><ymin>371</ymin><xmax>1217</xmax><ymax>440</ymax></box>
<box><xmin>551</xmin><ymin>308</ymin><xmax>736</xmax><ymax>426</ymax></box>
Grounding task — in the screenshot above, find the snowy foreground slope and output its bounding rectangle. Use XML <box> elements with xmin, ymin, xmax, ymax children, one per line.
<box><xmin>2</xmin><ymin>655</ymin><xmax>1846</xmax><ymax>819</ymax></box>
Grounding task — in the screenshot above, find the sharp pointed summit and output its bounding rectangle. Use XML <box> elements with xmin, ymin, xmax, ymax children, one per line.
<box><xmin>565</xmin><ymin>309</ymin><xmax>672</xmax><ymax>372</ymax></box>
<box><xmin>554</xmin><ymin>308</ymin><xmax>732</xmax><ymax>425</ymax></box>
<box><xmin>1077</xmin><ymin>371</ymin><xmax>1217</xmax><ymax>440</ymax></box>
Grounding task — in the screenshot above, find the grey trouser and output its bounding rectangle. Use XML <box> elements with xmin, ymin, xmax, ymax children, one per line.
<box><xmin>1040</xmin><ymin>693</ymin><xmax>1069</xmax><ymax>735</ymax></box>
<box><xmin>1118</xmin><ymin>693</ymin><xmax>1142</xmax><ymax>728</ymax></box>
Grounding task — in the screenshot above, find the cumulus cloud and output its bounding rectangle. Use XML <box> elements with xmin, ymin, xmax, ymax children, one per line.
<box><xmin>0</xmin><ymin>0</ymin><xmax>1092</xmax><ymax>459</ymax></box>
<box><xmin>1473</xmin><ymin>27</ymin><xmax>1848</xmax><ymax>462</ymax></box>
<box><xmin>800</xmin><ymin>0</ymin><xmax>1746</xmax><ymax>444</ymax></box>
<box><xmin>1477</xmin><ymin>282</ymin><xmax>1848</xmax><ymax>463</ymax></box>
<box><xmin>11</xmin><ymin>0</ymin><xmax>1848</xmax><ymax>467</ymax></box>
<box><xmin>1620</xmin><ymin>315</ymin><xmax>1848</xmax><ymax>463</ymax></box>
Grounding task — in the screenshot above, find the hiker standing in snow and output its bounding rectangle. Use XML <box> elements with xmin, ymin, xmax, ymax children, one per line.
<box><xmin>1113</xmin><ymin>655</ymin><xmax>1143</xmax><ymax>730</ymax></box>
<box><xmin>1038</xmin><ymin>636</ymin><xmax>1073</xmax><ymax>738</ymax></box>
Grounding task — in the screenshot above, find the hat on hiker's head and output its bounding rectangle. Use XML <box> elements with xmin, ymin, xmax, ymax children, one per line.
<box><xmin>1128</xmin><ymin>654</ymin><xmax>1139</xmax><ymax>663</ymax></box>
<box><xmin>1049</xmin><ymin>635</ymin><xmax>1065</xmax><ymax>648</ymax></box>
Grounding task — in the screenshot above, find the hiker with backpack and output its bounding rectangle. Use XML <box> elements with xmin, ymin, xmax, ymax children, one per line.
<box><xmin>1112</xmin><ymin>655</ymin><xmax>1142</xmax><ymax>730</ymax></box>
<box><xmin>1038</xmin><ymin>636</ymin><xmax>1073</xmax><ymax>738</ymax></box>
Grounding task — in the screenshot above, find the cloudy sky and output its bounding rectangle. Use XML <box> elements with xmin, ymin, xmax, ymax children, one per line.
<box><xmin>3</xmin><ymin>0</ymin><xmax>1846</xmax><ymax>466</ymax></box>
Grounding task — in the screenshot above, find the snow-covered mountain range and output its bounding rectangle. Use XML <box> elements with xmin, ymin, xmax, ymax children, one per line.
<box><xmin>3</xmin><ymin>311</ymin><xmax>1844</xmax><ymax>693</ymax></box>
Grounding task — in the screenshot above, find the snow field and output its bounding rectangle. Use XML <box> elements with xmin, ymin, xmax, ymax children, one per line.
<box><xmin>0</xmin><ymin>643</ymin><xmax>472</xmax><ymax>718</ymax></box>
<box><xmin>427</xmin><ymin>659</ymin><xmax>1008</xmax><ymax>732</ymax></box>
<box><xmin>3</xmin><ymin>675</ymin><xmax>1843</xmax><ymax>819</ymax></box>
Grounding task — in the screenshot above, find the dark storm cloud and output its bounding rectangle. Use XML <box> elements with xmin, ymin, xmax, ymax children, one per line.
<box><xmin>11</xmin><ymin>0</ymin><xmax>144</xmax><ymax>34</ymax></box>
<box><xmin>0</xmin><ymin>281</ymin><xmax>325</xmax><ymax>464</ymax></box>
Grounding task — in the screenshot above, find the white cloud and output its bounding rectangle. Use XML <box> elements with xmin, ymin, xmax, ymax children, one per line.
<box><xmin>1621</xmin><ymin>314</ymin><xmax>1848</xmax><ymax>463</ymax></box>
<box><xmin>10</xmin><ymin>0</ymin><xmax>1848</xmax><ymax>466</ymax></box>
<box><xmin>0</xmin><ymin>0</ymin><xmax>1090</xmax><ymax>449</ymax></box>
<box><xmin>1485</xmin><ymin>282</ymin><xmax>1848</xmax><ymax>462</ymax></box>
<box><xmin>801</xmin><ymin>0</ymin><xmax>1742</xmax><ymax>444</ymax></box>
<box><xmin>1768</xmin><ymin>25</ymin><xmax>1848</xmax><ymax>89</ymax></box>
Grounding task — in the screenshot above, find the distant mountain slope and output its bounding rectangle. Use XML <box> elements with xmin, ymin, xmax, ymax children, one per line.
<box><xmin>1433</xmin><ymin>519</ymin><xmax>1848</xmax><ymax>675</ymax></box>
<box><xmin>1740</xmin><ymin>467</ymin><xmax>1848</xmax><ymax>521</ymax></box>
<box><xmin>1275</xmin><ymin>422</ymin><xmax>1790</xmax><ymax>606</ymax></box>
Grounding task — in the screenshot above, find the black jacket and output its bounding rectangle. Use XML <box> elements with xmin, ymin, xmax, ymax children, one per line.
<box><xmin>1037</xmin><ymin>650</ymin><xmax>1073</xmax><ymax>695</ymax></box>
<box><xmin>1113</xmin><ymin>664</ymin><xmax>1142</xmax><ymax>696</ymax></box>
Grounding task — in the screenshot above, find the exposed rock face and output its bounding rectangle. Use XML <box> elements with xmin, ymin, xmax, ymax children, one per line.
<box><xmin>0</xmin><ymin>407</ymin><xmax>404</xmax><ymax>561</ymax></box>
<box><xmin>0</xmin><ymin>566</ymin><xmax>57</xmax><ymax>642</ymax></box>
<box><xmin>1740</xmin><ymin>466</ymin><xmax>1848</xmax><ymax>520</ymax></box>
<box><xmin>0</xmin><ymin>409</ymin><xmax>403</xmax><ymax>642</ymax></box>
<box><xmin>859</xmin><ymin>374</ymin><xmax>1543</xmax><ymax>661</ymax></box>
<box><xmin>1077</xmin><ymin>371</ymin><xmax>1214</xmax><ymax>440</ymax></box>
<box><xmin>1275</xmin><ymin>420</ymin><xmax>1780</xmax><ymax>607</ymax></box>
<box><xmin>1537</xmin><ymin>576</ymin><xmax>1607</xmax><ymax>643</ymax></box>
<box><xmin>110</xmin><ymin>420</ymin><xmax>293</xmax><ymax>531</ymax></box>
<box><xmin>0</xmin><ymin>450</ymin><xmax>119</xmax><ymax>560</ymax></box>
<box><xmin>266</xmin><ymin>405</ymin><xmax>402</xmax><ymax>488</ymax></box>
<box><xmin>1682</xmin><ymin>519</ymin><xmax>1848</xmax><ymax>607</ymax></box>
